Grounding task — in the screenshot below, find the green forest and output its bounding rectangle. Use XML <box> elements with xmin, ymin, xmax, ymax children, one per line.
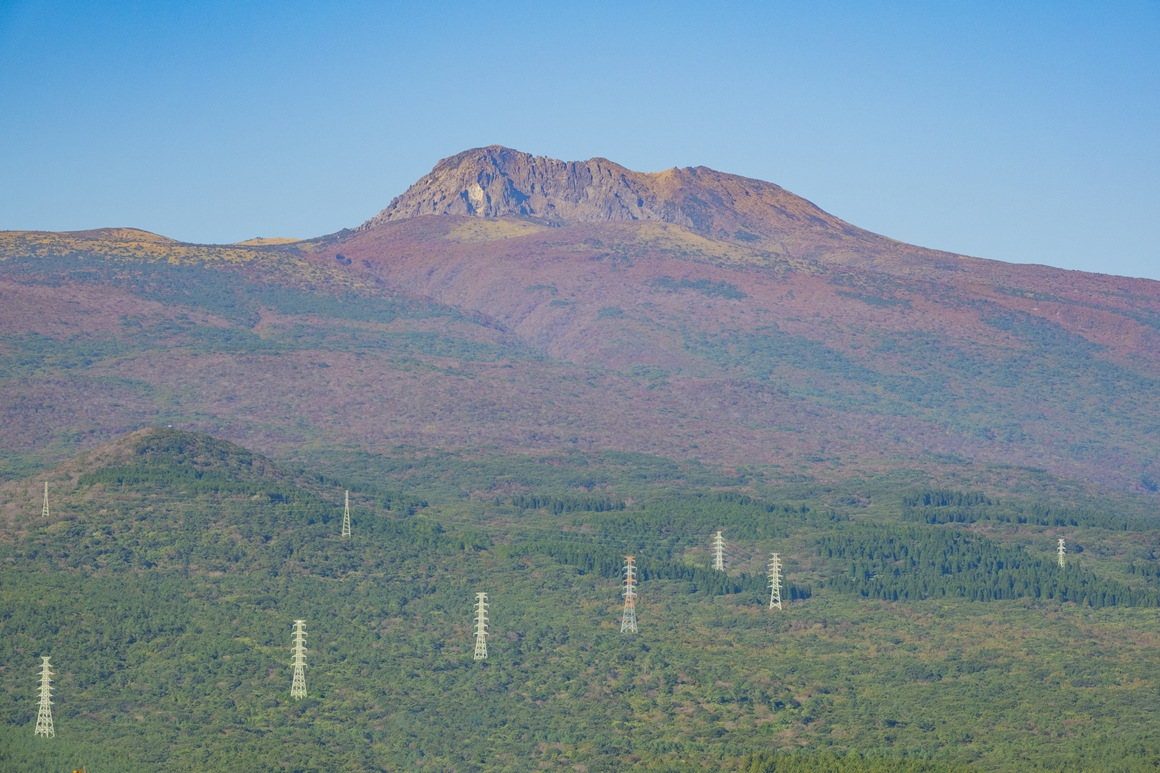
<box><xmin>2</xmin><ymin>429</ymin><xmax>1160</xmax><ymax>772</ymax></box>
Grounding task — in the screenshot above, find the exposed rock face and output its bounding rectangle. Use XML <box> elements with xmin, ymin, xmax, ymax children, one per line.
<box><xmin>359</xmin><ymin>145</ymin><xmax>887</xmax><ymax>257</ymax></box>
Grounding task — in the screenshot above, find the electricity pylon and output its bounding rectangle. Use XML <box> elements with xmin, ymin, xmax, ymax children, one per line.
<box><xmin>290</xmin><ymin>620</ymin><xmax>307</xmax><ymax>700</ymax></box>
<box><xmin>712</xmin><ymin>531</ymin><xmax>726</xmax><ymax>571</ymax></box>
<box><xmin>34</xmin><ymin>656</ymin><xmax>54</xmax><ymax>738</ymax></box>
<box><xmin>41</xmin><ymin>482</ymin><xmax>49</xmax><ymax>520</ymax></box>
<box><xmin>473</xmin><ymin>593</ymin><xmax>489</xmax><ymax>660</ymax></box>
<box><xmin>621</xmin><ymin>555</ymin><xmax>638</xmax><ymax>633</ymax></box>
<box><xmin>342</xmin><ymin>490</ymin><xmax>351</xmax><ymax>539</ymax></box>
<box><xmin>1058</xmin><ymin>538</ymin><xmax>1066</xmax><ymax>568</ymax></box>
<box><xmin>768</xmin><ymin>552</ymin><xmax>783</xmax><ymax>610</ymax></box>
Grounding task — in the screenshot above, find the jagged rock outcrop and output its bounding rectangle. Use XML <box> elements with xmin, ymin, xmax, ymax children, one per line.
<box><xmin>359</xmin><ymin>145</ymin><xmax>892</xmax><ymax>257</ymax></box>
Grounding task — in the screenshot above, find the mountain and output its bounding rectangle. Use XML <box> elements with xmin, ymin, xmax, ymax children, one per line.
<box><xmin>5</xmin><ymin>148</ymin><xmax>1160</xmax><ymax>770</ymax></box>
<box><xmin>359</xmin><ymin>145</ymin><xmax>901</xmax><ymax>261</ymax></box>
<box><xmin>2</xmin><ymin>147</ymin><xmax>1159</xmax><ymax>499</ymax></box>
<box><xmin>356</xmin><ymin>145</ymin><xmax>1078</xmax><ymax>277</ymax></box>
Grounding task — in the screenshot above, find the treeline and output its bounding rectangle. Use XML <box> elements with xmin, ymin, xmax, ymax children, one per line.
<box><xmin>11</xmin><ymin>491</ymin><xmax>448</xmax><ymax>579</ymax></box>
<box><xmin>77</xmin><ymin>464</ymin><xmax>425</xmax><ymax>517</ymax></box>
<box><xmin>509</xmin><ymin>494</ymin><xmax>626</xmax><ymax>514</ymax></box>
<box><xmin>74</xmin><ymin>427</ymin><xmax>426</xmax><ymax>515</ymax></box>
<box><xmin>24</xmin><ymin>464</ymin><xmax>444</xmax><ymax>579</ymax></box>
<box><xmin>900</xmin><ymin>489</ymin><xmax>1154</xmax><ymax>531</ymax></box>
<box><xmin>564</xmin><ymin>491</ymin><xmax>833</xmax><ymax>560</ymax></box>
<box><xmin>303</xmin><ymin>471</ymin><xmax>427</xmax><ymax>514</ymax></box>
<box><xmin>817</xmin><ymin>527</ymin><xmax>1160</xmax><ymax>608</ymax></box>
<box><xmin>741</xmin><ymin>752</ymin><xmax>975</xmax><ymax>773</ymax></box>
<box><xmin>1128</xmin><ymin>560</ymin><xmax>1160</xmax><ymax>582</ymax></box>
<box><xmin>79</xmin><ymin>465</ymin><xmax>316</xmax><ymax>501</ymax></box>
<box><xmin>504</xmin><ymin>539</ymin><xmax>811</xmax><ymax>600</ymax></box>
<box><xmin>901</xmin><ymin>489</ymin><xmax>992</xmax><ymax>508</ymax></box>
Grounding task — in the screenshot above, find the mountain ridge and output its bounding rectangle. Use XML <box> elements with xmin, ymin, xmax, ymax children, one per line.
<box><xmin>1</xmin><ymin>147</ymin><xmax>1159</xmax><ymax>496</ymax></box>
<box><xmin>358</xmin><ymin>145</ymin><xmax>924</xmax><ymax>263</ymax></box>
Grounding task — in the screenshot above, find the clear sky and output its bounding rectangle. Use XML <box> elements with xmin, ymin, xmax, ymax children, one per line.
<box><xmin>1</xmin><ymin>1</ymin><xmax>1157</xmax><ymax>279</ymax></box>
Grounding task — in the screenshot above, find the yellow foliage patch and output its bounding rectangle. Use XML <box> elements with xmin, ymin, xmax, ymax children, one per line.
<box><xmin>607</xmin><ymin>222</ymin><xmax>795</xmax><ymax>267</ymax></box>
<box><xmin>67</xmin><ymin>227</ymin><xmax>179</xmax><ymax>244</ymax></box>
<box><xmin>0</xmin><ymin>230</ymin><xmax>264</xmax><ymax>266</ymax></box>
<box><xmin>0</xmin><ymin>230</ymin><xmax>381</xmax><ymax>294</ymax></box>
<box><xmin>444</xmin><ymin>218</ymin><xmax>548</xmax><ymax>243</ymax></box>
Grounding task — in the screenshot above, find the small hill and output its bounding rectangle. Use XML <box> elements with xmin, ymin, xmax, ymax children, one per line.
<box><xmin>0</xmin><ymin>428</ymin><xmax>298</xmax><ymax>535</ymax></box>
<box><xmin>0</xmin><ymin>427</ymin><xmax>424</xmax><ymax>580</ymax></box>
<box><xmin>74</xmin><ymin>426</ymin><xmax>287</xmax><ymax>482</ymax></box>
<box><xmin>62</xmin><ymin>227</ymin><xmax>179</xmax><ymax>244</ymax></box>
<box><xmin>2</xmin><ymin>427</ymin><xmax>283</xmax><ymax>498</ymax></box>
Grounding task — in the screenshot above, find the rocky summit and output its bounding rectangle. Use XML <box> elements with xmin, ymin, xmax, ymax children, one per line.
<box><xmin>359</xmin><ymin>145</ymin><xmax>902</xmax><ymax>261</ymax></box>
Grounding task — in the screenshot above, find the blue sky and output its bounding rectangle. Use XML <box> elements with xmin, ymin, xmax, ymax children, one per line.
<box><xmin>1</xmin><ymin>1</ymin><xmax>1157</xmax><ymax>279</ymax></box>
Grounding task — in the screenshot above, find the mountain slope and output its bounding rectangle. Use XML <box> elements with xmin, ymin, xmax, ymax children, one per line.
<box><xmin>315</xmin><ymin>213</ymin><xmax>1160</xmax><ymax>492</ymax></box>
<box><xmin>2</xmin><ymin>149</ymin><xmax>1160</xmax><ymax>497</ymax></box>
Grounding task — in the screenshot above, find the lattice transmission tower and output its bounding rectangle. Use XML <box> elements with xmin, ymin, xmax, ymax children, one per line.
<box><xmin>342</xmin><ymin>490</ymin><xmax>352</xmax><ymax>539</ymax></box>
<box><xmin>1058</xmin><ymin>538</ymin><xmax>1066</xmax><ymax>568</ymax></box>
<box><xmin>41</xmin><ymin>482</ymin><xmax>49</xmax><ymax>520</ymax></box>
<box><xmin>34</xmin><ymin>656</ymin><xmax>54</xmax><ymax>738</ymax></box>
<box><xmin>712</xmin><ymin>531</ymin><xmax>727</xmax><ymax>571</ymax></box>
<box><xmin>768</xmin><ymin>552</ymin><xmax>783</xmax><ymax>610</ymax></box>
<box><xmin>290</xmin><ymin>620</ymin><xmax>308</xmax><ymax>700</ymax></box>
<box><xmin>621</xmin><ymin>555</ymin><xmax>638</xmax><ymax>633</ymax></box>
<box><xmin>473</xmin><ymin>593</ymin><xmax>489</xmax><ymax>660</ymax></box>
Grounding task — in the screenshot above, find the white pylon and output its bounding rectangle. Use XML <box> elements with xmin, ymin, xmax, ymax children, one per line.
<box><xmin>712</xmin><ymin>531</ymin><xmax>726</xmax><ymax>571</ymax></box>
<box><xmin>41</xmin><ymin>482</ymin><xmax>49</xmax><ymax>520</ymax></box>
<box><xmin>290</xmin><ymin>620</ymin><xmax>307</xmax><ymax>700</ymax></box>
<box><xmin>621</xmin><ymin>555</ymin><xmax>638</xmax><ymax>633</ymax></box>
<box><xmin>342</xmin><ymin>490</ymin><xmax>351</xmax><ymax>539</ymax></box>
<box><xmin>768</xmin><ymin>552</ymin><xmax>783</xmax><ymax>610</ymax></box>
<box><xmin>473</xmin><ymin>593</ymin><xmax>489</xmax><ymax>660</ymax></box>
<box><xmin>34</xmin><ymin>656</ymin><xmax>54</xmax><ymax>738</ymax></box>
<box><xmin>1058</xmin><ymin>538</ymin><xmax>1066</xmax><ymax>568</ymax></box>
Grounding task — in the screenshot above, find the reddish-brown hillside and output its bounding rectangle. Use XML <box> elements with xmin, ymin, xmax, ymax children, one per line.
<box><xmin>2</xmin><ymin>148</ymin><xmax>1159</xmax><ymax>496</ymax></box>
